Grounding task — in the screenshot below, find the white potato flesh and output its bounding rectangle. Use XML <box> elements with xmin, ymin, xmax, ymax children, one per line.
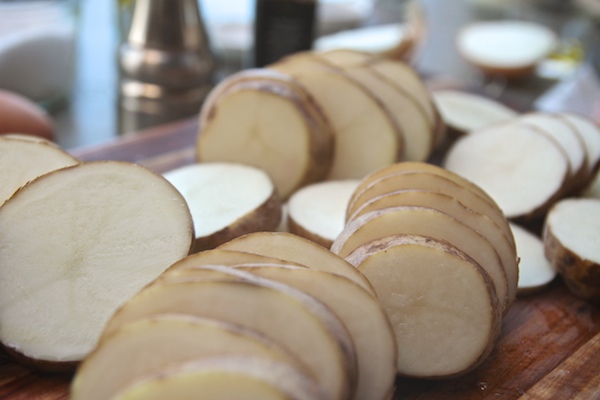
<box><xmin>218</xmin><ymin>231</ymin><xmax>376</xmax><ymax>296</ymax></box>
<box><xmin>432</xmin><ymin>90</ymin><xmax>518</xmax><ymax>134</ymax></box>
<box><xmin>288</xmin><ymin>69</ymin><xmax>401</xmax><ymax>179</ymax></box>
<box><xmin>163</xmin><ymin>163</ymin><xmax>281</xmax><ymax>251</ymax></box>
<box><xmin>167</xmin><ymin>264</ymin><xmax>396</xmax><ymax>400</ymax></box>
<box><xmin>349</xmin><ymin>189</ymin><xmax>518</xmax><ymax>308</ymax></box>
<box><xmin>558</xmin><ymin>112</ymin><xmax>600</xmax><ymax>175</ymax></box>
<box><xmin>287</xmin><ymin>180</ymin><xmax>360</xmax><ymax>248</ymax></box>
<box><xmin>0</xmin><ymin>161</ymin><xmax>193</xmax><ymax>364</ymax></box>
<box><xmin>197</xmin><ymin>81</ymin><xmax>332</xmax><ymax>199</ymax></box>
<box><xmin>101</xmin><ymin>274</ymin><xmax>356</xmax><ymax>400</ymax></box>
<box><xmin>110</xmin><ymin>357</ymin><xmax>328</xmax><ymax>400</ymax></box>
<box><xmin>314</xmin><ymin>23</ymin><xmax>410</xmax><ymax>55</ymax></box>
<box><xmin>71</xmin><ymin>315</ymin><xmax>308</xmax><ymax>400</ymax></box>
<box><xmin>332</xmin><ymin>206</ymin><xmax>508</xmax><ymax>312</ymax></box>
<box><xmin>444</xmin><ymin>123</ymin><xmax>570</xmax><ymax>219</ymax></box>
<box><xmin>0</xmin><ymin>135</ymin><xmax>79</xmax><ymax>205</ymax></box>
<box><xmin>457</xmin><ymin>21</ymin><xmax>556</xmax><ymax>74</ymax></box>
<box><xmin>347</xmin><ymin>235</ymin><xmax>501</xmax><ymax>378</ymax></box>
<box><xmin>509</xmin><ymin>223</ymin><xmax>556</xmax><ymax>295</ymax></box>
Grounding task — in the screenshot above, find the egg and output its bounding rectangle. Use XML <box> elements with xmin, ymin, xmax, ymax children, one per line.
<box><xmin>0</xmin><ymin>89</ymin><xmax>54</xmax><ymax>141</ymax></box>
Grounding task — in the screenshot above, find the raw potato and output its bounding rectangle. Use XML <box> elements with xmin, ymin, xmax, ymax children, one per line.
<box><xmin>510</xmin><ymin>223</ymin><xmax>556</xmax><ymax>295</ymax></box>
<box><xmin>432</xmin><ymin>90</ymin><xmax>518</xmax><ymax>135</ymax></box>
<box><xmin>101</xmin><ymin>268</ymin><xmax>357</xmax><ymax>400</ymax></box>
<box><xmin>164</xmin><ymin>163</ymin><xmax>282</xmax><ymax>252</ymax></box>
<box><xmin>109</xmin><ymin>357</ymin><xmax>328</xmax><ymax>400</ymax></box>
<box><xmin>444</xmin><ymin>123</ymin><xmax>570</xmax><ymax>219</ymax></box>
<box><xmin>164</xmin><ymin>249</ymin><xmax>307</xmax><ymax>272</ymax></box>
<box><xmin>457</xmin><ymin>20</ymin><xmax>557</xmax><ymax>78</ymax></box>
<box><xmin>218</xmin><ymin>231</ymin><xmax>376</xmax><ymax>296</ymax></box>
<box><xmin>71</xmin><ymin>315</ymin><xmax>309</xmax><ymax>400</ymax></box>
<box><xmin>558</xmin><ymin>112</ymin><xmax>600</xmax><ymax>180</ymax></box>
<box><xmin>197</xmin><ymin>69</ymin><xmax>334</xmax><ymax>199</ymax></box>
<box><xmin>346</xmin><ymin>234</ymin><xmax>502</xmax><ymax>378</ymax></box>
<box><xmin>544</xmin><ymin>198</ymin><xmax>600</xmax><ymax>302</ymax></box>
<box><xmin>331</xmin><ymin>206</ymin><xmax>509</xmax><ymax>313</ymax></box>
<box><xmin>287</xmin><ymin>180</ymin><xmax>360</xmax><ymax>248</ymax></box>
<box><xmin>0</xmin><ymin>134</ymin><xmax>79</xmax><ymax>205</ymax></box>
<box><xmin>0</xmin><ymin>161</ymin><xmax>194</xmax><ymax>369</ymax></box>
<box><xmin>165</xmin><ymin>263</ymin><xmax>396</xmax><ymax>400</ymax></box>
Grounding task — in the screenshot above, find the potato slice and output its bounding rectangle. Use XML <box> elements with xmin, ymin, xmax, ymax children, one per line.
<box><xmin>432</xmin><ymin>90</ymin><xmax>518</xmax><ymax>135</ymax></box>
<box><xmin>71</xmin><ymin>315</ymin><xmax>309</xmax><ymax>400</ymax></box>
<box><xmin>166</xmin><ymin>264</ymin><xmax>396</xmax><ymax>400</ymax></box>
<box><xmin>102</xmin><ymin>270</ymin><xmax>357</xmax><ymax>400</ymax></box>
<box><xmin>332</xmin><ymin>206</ymin><xmax>509</xmax><ymax>312</ymax></box>
<box><xmin>218</xmin><ymin>231</ymin><xmax>376</xmax><ymax>296</ymax></box>
<box><xmin>346</xmin><ymin>234</ymin><xmax>502</xmax><ymax>378</ymax></box>
<box><xmin>110</xmin><ymin>356</ymin><xmax>328</xmax><ymax>400</ymax></box>
<box><xmin>558</xmin><ymin>112</ymin><xmax>600</xmax><ymax>179</ymax></box>
<box><xmin>163</xmin><ymin>163</ymin><xmax>281</xmax><ymax>252</ymax></box>
<box><xmin>510</xmin><ymin>223</ymin><xmax>556</xmax><ymax>295</ymax></box>
<box><xmin>315</xmin><ymin>48</ymin><xmax>377</xmax><ymax>67</ymax></box>
<box><xmin>277</xmin><ymin>68</ymin><xmax>401</xmax><ymax>179</ymax></box>
<box><xmin>0</xmin><ymin>161</ymin><xmax>193</xmax><ymax>369</ymax></box>
<box><xmin>287</xmin><ymin>180</ymin><xmax>360</xmax><ymax>248</ymax></box>
<box><xmin>544</xmin><ymin>198</ymin><xmax>600</xmax><ymax>303</ymax></box>
<box><xmin>348</xmin><ymin>189</ymin><xmax>518</xmax><ymax>307</ymax></box>
<box><xmin>0</xmin><ymin>134</ymin><xmax>79</xmax><ymax>205</ymax></box>
<box><xmin>197</xmin><ymin>69</ymin><xmax>334</xmax><ymax>199</ymax></box>
<box><xmin>444</xmin><ymin>123</ymin><xmax>570</xmax><ymax>219</ymax></box>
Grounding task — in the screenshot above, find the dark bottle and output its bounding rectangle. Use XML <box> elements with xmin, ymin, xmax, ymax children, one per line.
<box><xmin>253</xmin><ymin>0</ymin><xmax>317</xmax><ymax>67</ymax></box>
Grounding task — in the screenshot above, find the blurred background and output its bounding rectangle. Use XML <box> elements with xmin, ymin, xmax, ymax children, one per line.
<box><xmin>1</xmin><ymin>0</ymin><xmax>599</xmax><ymax>149</ymax></box>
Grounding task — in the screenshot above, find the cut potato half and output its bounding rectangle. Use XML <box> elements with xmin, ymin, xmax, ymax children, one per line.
<box><xmin>457</xmin><ymin>20</ymin><xmax>557</xmax><ymax>78</ymax></box>
<box><xmin>287</xmin><ymin>180</ymin><xmax>360</xmax><ymax>248</ymax></box>
<box><xmin>197</xmin><ymin>70</ymin><xmax>334</xmax><ymax>199</ymax></box>
<box><xmin>544</xmin><ymin>198</ymin><xmax>600</xmax><ymax>302</ymax></box>
<box><xmin>0</xmin><ymin>161</ymin><xmax>193</xmax><ymax>368</ymax></box>
<box><xmin>218</xmin><ymin>231</ymin><xmax>376</xmax><ymax>296</ymax></box>
<box><xmin>102</xmin><ymin>269</ymin><xmax>357</xmax><ymax>400</ymax></box>
<box><xmin>110</xmin><ymin>356</ymin><xmax>327</xmax><ymax>400</ymax></box>
<box><xmin>164</xmin><ymin>163</ymin><xmax>281</xmax><ymax>252</ymax></box>
<box><xmin>71</xmin><ymin>315</ymin><xmax>308</xmax><ymax>400</ymax></box>
<box><xmin>332</xmin><ymin>206</ymin><xmax>509</xmax><ymax>312</ymax></box>
<box><xmin>432</xmin><ymin>90</ymin><xmax>518</xmax><ymax>135</ymax></box>
<box><xmin>510</xmin><ymin>223</ymin><xmax>556</xmax><ymax>295</ymax></box>
<box><xmin>444</xmin><ymin>123</ymin><xmax>570</xmax><ymax>219</ymax></box>
<box><xmin>346</xmin><ymin>234</ymin><xmax>502</xmax><ymax>378</ymax></box>
<box><xmin>0</xmin><ymin>135</ymin><xmax>79</xmax><ymax>205</ymax></box>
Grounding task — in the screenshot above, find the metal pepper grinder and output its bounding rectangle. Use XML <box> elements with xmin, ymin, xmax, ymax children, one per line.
<box><xmin>118</xmin><ymin>0</ymin><xmax>215</xmax><ymax>134</ymax></box>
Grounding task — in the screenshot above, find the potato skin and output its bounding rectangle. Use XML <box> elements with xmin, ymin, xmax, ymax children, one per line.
<box><xmin>544</xmin><ymin>225</ymin><xmax>600</xmax><ymax>303</ymax></box>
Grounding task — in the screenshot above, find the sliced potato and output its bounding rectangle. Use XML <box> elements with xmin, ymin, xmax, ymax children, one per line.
<box><xmin>0</xmin><ymin>161</ymin><xmax>193</xmax><ymax>369</ymax></box>
<box><xmin>110</xmin><ymin>356</ymin><xmax>327</xmax><ymax>400</ymax></box>
<box><xmin>510</xmin><ymin>223</ymin><xmax>556</xmax><ymax>295</ymax></box>
<box><xmin>544</xmin><ymin>198</ymin><xmax>600</xmax><ymax>302</ymax></box>
<box><xmin>166</xmin><ymin>264</ymin><xmax>396</xmax><ymax>400</ymax></box>
<box><xmin>71</xmin><ymin>315</ymin><xmax>309</xmax><ymax>400</ymax></box>
<box><xmin>163</xmin><ymin>163</ymin><xmax>281</xmax><ymax>252</ymax></box>
<box><xmin>287</xmin><ymin>180</ymin><xmax>360</xmax><ymax>248</ymax></box>
<box><xmin>0</xmin><ymin>134</ymin><xmax>79</xmax><ymax>205</ymax></box>
<box><xmin>558</xmin><ymin>112</ymin><xmax>600</xmax><ymax>179</ymax></box>
<box><xmin>346</xmin><ymin>234</ymin><xmax>502</xmax><ymax>378</ymax></box>
<box><xmin>444</xmin><ymin>123</ymin><xmax>570</xmax><ymax>219</ymax></box>
<box><xmin>218</xmin><ymin>231</ymin><xmax>376</xmax><ymax>296</ymax></box>
<box><xmin>101</xmin><ymin>269</ymin><xmax>357</xmax><ymax>400</ymax></box>
<box><xmin>332</xmin><ymin>206</ymin><xmax>509</xmax><ymax>312</ymax></box>
<box><xmin>197</xmin><ymin>69</ymin><xmax>334</xmax><ymax>199</ymax></box>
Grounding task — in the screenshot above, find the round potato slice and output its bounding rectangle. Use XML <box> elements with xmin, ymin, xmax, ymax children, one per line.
<box><xmin>110</xmin><ymin>356</ymin><xmax>327</xmax><ymax>400</ymax></box>
<box><xmin>101</xmin><ymin>269</ymin><xmax>357</xmax><ymax>400</ymax></box>
<box><xmin>347</xmin><ymin>234</ymin><xmax>502</xmax><ymax>378</ymax></box>
<box><xmin>332</xmin><ymin>206</ymin><xmax>509</xmax><ymax>312</ymax></box>
<box><xmin>71</xmin><ymin>315</ymin><xmax>309</xmax><ymax>400</ymax></box>
<box><xmin>218</xmin><ymin>231</ymin><xmax>376</xmax><ymax>296</ymax></box>
<box><xmin>510</xmin><ymin>223</ymin><xmax>556</xmax><ymax>295</ymax></box>
<box><xmin>544</xmin><ymin>198</ymin><xmax>600</xmax><ymax>303</ymax></box>
<box><xmin>558</xmin><ymin>112</ymin><xmax>600</xmax><ymax>180</ymax></box>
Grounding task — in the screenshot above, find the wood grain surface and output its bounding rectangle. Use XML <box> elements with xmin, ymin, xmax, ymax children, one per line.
<box><xmin>1</xmin><ymin>116</ymin><xmax>598</xmax><ymax>400</ymax></box>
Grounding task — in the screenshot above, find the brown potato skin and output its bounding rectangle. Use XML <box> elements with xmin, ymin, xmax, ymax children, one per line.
<box><xmin>286</xmin><ymin>215</ymin><xmax>332</xmax><ymax>249</ymax></box>
<box><xmin>192</xmin><ymin>189</ymin><xmax>282</xmax><ymax>253</ymax></box>
<box><xmin>544</xmin><ymin>225</ymin><xmax>600</xmax><ymax>303</ymax></box>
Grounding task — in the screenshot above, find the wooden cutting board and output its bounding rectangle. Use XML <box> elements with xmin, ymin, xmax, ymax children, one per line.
<box><xmin>1</xmin><ymin>117</ymin><xmax>598</xmax><ymax>399</ymax></box>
